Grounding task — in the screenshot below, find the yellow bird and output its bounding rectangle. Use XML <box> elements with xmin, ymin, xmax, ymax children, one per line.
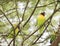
<box><xmin>37</xmin><ymin>12</ymin><xmax>45</xmax><ymax>34</ymax></box>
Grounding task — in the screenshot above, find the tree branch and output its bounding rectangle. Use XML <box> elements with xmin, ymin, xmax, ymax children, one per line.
<box><xmin>36</xmin><ymin>0</ymin><xmax>60</xmax><ymax>8</ymax></box>
<box><xmin>0</xmin><ymin>0</ymin><xmax>60</xmax><ymax>18</ymax></box>
<box><xmin>22</xmin><ymin>0</ymin><xmax>29</xmax><ymax>21</ymax></box>
<box><xmin>21</xmin><ymin>4</ymin><xmax>60</xmax><ymax>45</ymax></box>
<box><xmin>32</xmin><ymin>19</ymin><xmax>51</xmax><ymax>45</ymax></box>
<box><xmin>7</xmin><ymin>0</ymin><xmax>60</xmax><ymax>46</ymax></box>
<box><xmin>50</xmin><ymin>17</ymin><xmax>60</xmax><ymax>46</ymax></box>
<box><xmin>23</xmin><ymin>0</ymin><xmax>40</xmax><ymax>27</ymax></box>
<box><xmin>0</xmin><ymin>9</ymin><xmax>14</xmax><ymax>29</ymax></box>
<box><xmin>34</xmin><ymin>35</ymin><xmax>51</xmax><ymax>44</ymax></box>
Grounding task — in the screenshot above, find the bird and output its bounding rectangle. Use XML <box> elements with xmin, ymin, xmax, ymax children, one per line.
<box><xmin>7</xmin><ymin>23</ymin><xmax>19</xmax><ymax>38</ymax></box>
<box><xmin>50</xmin><ymin>31</ymin><xmax>57</xmax><ymax>43</ymax></box>
<box><xmin>37</xmin><ymin>12</ymin><xmax>45</xmax><ymax>34</ymax></box>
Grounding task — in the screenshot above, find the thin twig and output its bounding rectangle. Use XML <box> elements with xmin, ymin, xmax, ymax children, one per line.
<box><xmin>0</xmin><ymin>9</ymin><xmax>14</xmax><ymax>28</ymax></box>
<box><xmin>15</xmin><ymin>0</ymin><xmax>20</xmax><ymax>22</ymax></box>
<box><xmin>51</xmin><ymin>20</ymin><xmax>60</xmax><ymax>46</ymax></box>
<box><xmin>8</xmin><ymin>0</ymin><xmax>40</xmax><ymax>46</ymax></box>
<box><xmin>12</xmin><ymin>0</ymin><xmax>19</xmax><ymax>46</ymax></box>
<box><xmin>7</xmin><ymin>1</ymin><xmax>60</xmax><ymax>46</ymax></box>
<box><xmin>32</xmin><ymin>19</ymin><xmax>51</xmax><ymax>45</ymax></box>
<box><xmin>8</xmin><ymin>27</ymin><xmax>21</xmax><ymax>46</ymax></box>
<box><xmin>23</xmin><ymin>0</ymin><xmax>40</xmax><ymax>27</ymax></box>
<box><xmin>0</xmin><ymin>8</ymin><xmax>16</xmax><ymax>18</ymax></box>
<box><xmin>22</xmin><ymin>7</ymin><xmax>60</xmax><ymax>43</ymax></box>
<box><xmin>32</xmin><ymin>0</ymin><xmax>58</xmax><ymax>45</ymax></box>
<box><xmin>21</xmin><ymin>0</ymin><xmax>29</xmax><ymax>46</ymax></box>
<box><xmin>21</xmin><ymin>0</ymin><xmax>40</xmax><ymax>46</ymax></box>
<box><xmin>22</xmin><ymin>0</ymin><xmax>29</xmax><ymax>21</ymax></box>
<box><xmin>36</xmin><ymin>0</ymin><xmax>60</xmax><ymax>8</ymax></box>
<box><xmin>32</xmin><ymin>35</ymin><xmax>51</xmax><ymax>45</ymax></box>
<box><xmin>0</xmin><ymin>1</ymin><xmax>59</xmax><ymax>18</ymax></box>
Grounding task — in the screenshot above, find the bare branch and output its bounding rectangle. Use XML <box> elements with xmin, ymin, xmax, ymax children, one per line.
<box><xmin>22</xmin><ymin>0</ymin><xmax>29</xmax><ymax>21</ymax></box>
<box><xmin>23</xmin><ymin>0</ymin><xmax>40</xmax><ymax>27</ymax></box>
<box><xmin>21</xmin><ymin>3</ymin><xmax>60</xmax><ymax>44</ymax></box>
<box><xmin>32</xmin><ymin>0</ymin><xmax>59</xmax><ymax>45</ymax></box>
<box><xmin>35</xmin><ymin>35</ymin><xmax>51</xmax><ymax>44</ymax></box>
<box><xmin>36</xmin><ymin>0</ymin><xmax>60</xmax><ymax>8</ymax></box>
<box><xmin>15</xmin><ymin>0</ymin><xmax>20</xmax><ymax>22</ymax></box>
<box><xmin>32</xmin><ymin>20</ymin><xmax>51</xmax><ymax>45</ymax></box>
<box><xmin>0</xmin><ymin>9</ymin><xmax>14</xmax><ymax>28</ymax></box>
<box><xmin>8</xmin><ymin>26</ymin><xmax>21</xmax><ymax>46</ymax></box>
<box><xmin>0</xmin><ymin>0</ymin><xmax>60</xmax><ymax>18</ymax></box>
<box><xmin>50</xmin><ymin>17</ymin><xmax>60</xmax><ymax>46</ymax></box>
<box><xmin>5</xmin><ymin>0</ymin><xmax>60</xmax><ymax>46</ymax></box>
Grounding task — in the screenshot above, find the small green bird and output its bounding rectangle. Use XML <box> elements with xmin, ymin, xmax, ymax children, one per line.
<box><xmin>7</xmin><ymin>23</ymin><xmax>19</xmax><ymax>38</ymax></box>
<box><xmin>50</xmin><ymin>31</ymin><xmax>57</xmax><ymax>43</ymax></box>
<box><xmin>50</xmin><ymin>35</ymin><xmax>56</xmax><ymax>43</ymax></box>
<box><xmin>37</xmin><ymin>12</ymin><xmax>45</xmax><ymax>34</ymax></box>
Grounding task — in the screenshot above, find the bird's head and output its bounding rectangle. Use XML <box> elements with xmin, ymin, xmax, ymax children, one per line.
<box><xmin>40</xmin><ymin>12</ymin><xmax>45</xmax><ymax>16</ymax></box>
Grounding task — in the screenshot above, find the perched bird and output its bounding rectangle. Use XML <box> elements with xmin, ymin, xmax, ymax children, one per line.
<box><xmin>7</xmin><ymin>23</ymin><xmax>19</xmax><ymax>38</ymax></box>
<box><xmin>50</xmin><ymin>31</ymin><xmax>57</xmax><ymax>43</ymax></box>
<box><xmin>50</xmin><ymin>34</ymin><xmax>56</xmax><ymax>43</ymax></box>
<box><xmin>37</xmin><ymin>12</ymin><xmax>45</xmax><ymax>34</ymax></box>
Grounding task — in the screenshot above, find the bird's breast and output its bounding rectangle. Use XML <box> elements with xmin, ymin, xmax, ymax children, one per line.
<box><xmin>37</xmin><ymin>15</ymin><xmax>45</xmax><ymax>26</ymax></box>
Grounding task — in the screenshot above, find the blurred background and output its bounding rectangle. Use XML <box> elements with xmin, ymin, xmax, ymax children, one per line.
<box><xmin>0</xmin><ymin>0</ymin><xmax>60</xmax><ymax>46</ymax></box>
